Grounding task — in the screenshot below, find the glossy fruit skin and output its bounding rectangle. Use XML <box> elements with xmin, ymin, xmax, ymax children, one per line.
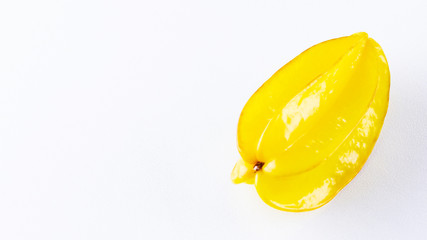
<box><xmin>231</xmin><ymin>33</ymin><xmax>390</xmax><ymax>212</ymax></box>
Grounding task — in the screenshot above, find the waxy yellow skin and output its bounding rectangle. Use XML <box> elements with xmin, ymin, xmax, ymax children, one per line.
<box><xmin>231</xmin><ymin>33</ymin><xmax>390</xmax><ymax>212</ymax></box>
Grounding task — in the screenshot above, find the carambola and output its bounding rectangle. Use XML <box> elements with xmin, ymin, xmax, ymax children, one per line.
<box><xmin>231</xmin><ymin>32</ymin><xmax>390</xmax><ymax>212</ymax></box>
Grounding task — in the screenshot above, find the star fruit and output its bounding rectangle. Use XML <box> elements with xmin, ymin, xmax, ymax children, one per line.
<box><xmin>231</xmin><ymin>32</ymin><xmax>390</xmax><ymax>212</ymax></box>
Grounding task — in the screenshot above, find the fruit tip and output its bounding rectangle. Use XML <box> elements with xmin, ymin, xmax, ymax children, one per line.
<box><xmin>352</xmin><ymin>32</ymin><xmax>368</xmax><ymax>39</ymax></box>
<box><xmin>231</xmin><ymin>159</ymin><xmax>256</xmax><ymax>184</ymax></box>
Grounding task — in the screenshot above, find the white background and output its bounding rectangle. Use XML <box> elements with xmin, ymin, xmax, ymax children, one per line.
<box><xmin>0</xmin><ymin>0</ymin><xmax>426</xmax><ymax>239</ymax></box>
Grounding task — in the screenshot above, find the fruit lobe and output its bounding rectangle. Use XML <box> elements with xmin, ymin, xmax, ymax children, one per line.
<box><xmin>231</xmin><ymin>32</ymin><xmax>390</xmax><ymax>212</ymax></box>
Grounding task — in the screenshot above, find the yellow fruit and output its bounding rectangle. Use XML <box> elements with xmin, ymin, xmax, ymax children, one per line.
<box><xmin>231</xmin><ymin>32</ymin><xmax>390</xmax><ymax>212</ymax></box>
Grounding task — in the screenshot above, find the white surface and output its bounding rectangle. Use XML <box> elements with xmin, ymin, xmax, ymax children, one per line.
<box><xmin>0</xmin><ymin>0</ymin><xmax>426</xmax><ymax>239</ymax></box>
